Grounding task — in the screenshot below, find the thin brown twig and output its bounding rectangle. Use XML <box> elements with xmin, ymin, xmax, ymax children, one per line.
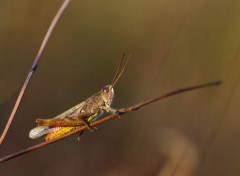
<box><xmin>0</xmin><ymin>80</ymin><xmax>221</xmax><ymax>163</ymax></box>
<box><xmin>0</xmin><ymin>0</ymin><xmax>71</xmax><ymax>146</ymax></box>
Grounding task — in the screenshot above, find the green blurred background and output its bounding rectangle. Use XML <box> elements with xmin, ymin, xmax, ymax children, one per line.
<box><xmin>1</xmin><ymin>0</ymin><xmax>240</xmax><ymax>175</ymax></box>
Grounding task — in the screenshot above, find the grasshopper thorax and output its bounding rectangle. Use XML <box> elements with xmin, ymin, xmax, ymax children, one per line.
<box><xmin>100</xmin><ymin>85</ymin><xmax>114</xmax><ymax>107</ymax></box>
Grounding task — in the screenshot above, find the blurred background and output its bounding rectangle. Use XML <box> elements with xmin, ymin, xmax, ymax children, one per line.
<box><xmin>0</xmin><ymin>0</ymin><xmax>240</xmax><ymax>175</ymax></box>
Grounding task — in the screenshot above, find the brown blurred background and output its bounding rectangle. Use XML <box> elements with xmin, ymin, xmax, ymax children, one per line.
<box><xmin>0</xmin><ymin>0</ymin><xmax>240</xmax><ymax>175</ymax></box>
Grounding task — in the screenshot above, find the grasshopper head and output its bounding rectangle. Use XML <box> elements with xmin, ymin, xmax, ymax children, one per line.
<box><xmin>101</xmin><ymin>85</ymin><xmax>114</xmax><ymax>106</ymax></box>
<box><xmin>100</xmin><ymin>53</ymin><xmax>130</xmax><ymax>107</ymax></box>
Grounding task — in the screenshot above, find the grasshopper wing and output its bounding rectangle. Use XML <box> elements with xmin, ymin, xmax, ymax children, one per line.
<box><xmin>29</xmin><ymin>126</ymin><xmax>77</xmax><ymax>141</ymax></box>
<box><xmin>52</xmin><ymin>101</ymin><xmax>86</xmax><ymax>119</ymax></box>
<box><xmin>36</xmin><ymin>112</ymin><xmax>98</xmax><ymax>126</ymax></box>
<box><xmin>29</xmin><ymin>126</ymin><xmax>59</xmax><ymax>139</ymax></box>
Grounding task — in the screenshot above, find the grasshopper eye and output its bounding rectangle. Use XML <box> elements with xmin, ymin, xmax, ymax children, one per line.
<box><xmin>103</xmin><ymin>86</ymin><xmax>109</xmax><ymax>93</ymax></box>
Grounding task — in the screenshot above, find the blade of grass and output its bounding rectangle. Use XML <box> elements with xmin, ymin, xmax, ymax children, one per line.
<box><xmin>0</xmin><ymin>80</ymin><xmax>221</xmax><ymax>163</ymax></box>
<box><xmin>0</xmin><ymin>0</ymin><xmax>72</xmax><ymax>146</ymax></box>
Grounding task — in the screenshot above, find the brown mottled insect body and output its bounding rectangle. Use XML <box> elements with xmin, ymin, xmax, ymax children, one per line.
<box><xmin>29</xmin><ymin>54</ymin><xmax>130</xmax><ymax>141</ymax></box>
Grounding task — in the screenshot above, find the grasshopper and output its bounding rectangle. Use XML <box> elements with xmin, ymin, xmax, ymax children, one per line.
<box><xmin>29</xmin><ymin>53</ymin><xmax>130</xmax><ymax>141</ymax></box>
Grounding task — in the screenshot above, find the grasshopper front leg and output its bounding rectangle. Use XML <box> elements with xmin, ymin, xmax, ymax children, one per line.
<box><xmin>100</xmin><ymin>106</ymin><xmax>124</xmax><ymax>117</ymax></box>
<box><xmin>100</xmin><ymin>106</ymin><xmax>117</xmax><ymax>114</ymax></box>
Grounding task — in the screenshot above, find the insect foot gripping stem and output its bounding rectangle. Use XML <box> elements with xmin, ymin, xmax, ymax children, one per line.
<box><xmin>85</xmin><ymin>122</ymin><xmax>94</xmax><ymax>133</ymax></box>
<box><xmin>116</xmin><ymin>108</ymin><xmax>126</xmax><ymax>116</ymax></box>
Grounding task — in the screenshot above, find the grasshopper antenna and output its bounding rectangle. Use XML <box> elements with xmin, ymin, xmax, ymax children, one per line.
<box><xmin>111</xmin><ymin>53</ymin><xmax>131</xmax><ymax>87</ymax></box>
<box><xmin>111</xmin><ymin>53</ymin><xmax>125</xmax><ymax>86</ymax></box>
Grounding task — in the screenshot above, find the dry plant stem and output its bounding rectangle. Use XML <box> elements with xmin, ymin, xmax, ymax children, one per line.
<box><xmin>0</xmin><ymin>80</ymin><xmax>221</xmax><ymax>163</ymax></box>
<box><xmin>0</xmin><ymin>0</ymin><xmax>71</xmax><ymax>146</ymax></box>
